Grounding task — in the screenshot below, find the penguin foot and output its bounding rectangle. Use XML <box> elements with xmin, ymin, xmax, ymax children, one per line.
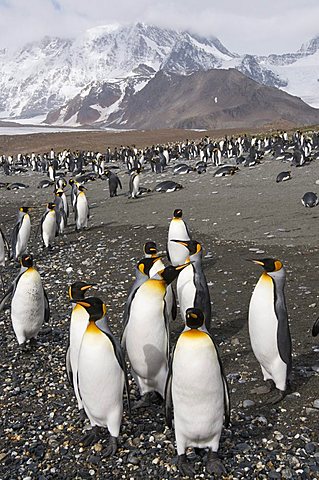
<box><xmin>177</xmin><ymin>454</ymin><xmax>194</xmax><ymax>478</ymax></box>
<box><xmin>29</xmin><ymin>338</ymin><xmax>37</xmax><ymax>349</ymax></box>
<box><xmin>250</xmin><ymin>379</ymin><xmax>275</xmax><ymax>395</ymax></box>
<box><xmin>80</xmin><ymin>426</ymin><xmax>101</xmax><ymax>447</ymax></box>
<box><xmin>266</xmin><ymin>388</ymin><xmax>286</xmax><ymax>405</ymax></box>
<box><xmin>132</xmin><ymin>395</ymin><xmax>151</xmax><ymax>410</ymax></box>
<box><xmin>104</xmin><ymin>436</ymin><xmax>118</xmax><ymax>457</ymax></box>
<box><xmin>79</xmin><ymin>409</ymin><xmax>87</xmax><ymax>422</ymax></box>
<box><xmin>19</xmin><ymin>342</ymin><xmax>28</xmax><ymax>352</ymax></box>
<box><xmin>206</xmin><ymin>451</ymin><xmax>226</xmax><ymax>475</ymax></box>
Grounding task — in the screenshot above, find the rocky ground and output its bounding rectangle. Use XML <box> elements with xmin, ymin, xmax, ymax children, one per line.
<box><xmin>0</xmin><ymin>143</ymin><xmax>318</xmax><ymax>480</ymax></box>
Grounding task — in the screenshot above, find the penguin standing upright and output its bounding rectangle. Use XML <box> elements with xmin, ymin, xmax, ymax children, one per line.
<box><xmin>122</xmin><ymin>263</ymin><xmax>187</xmax><ymax>403</ymax></box>
<box><xmin>129</xmin><ymin>169</ymin><xmax>140</xmax><ymax>199</ymax></box>
<box><xmin>0</xmin><ymin>227</ymin><xmax>9</xmax><ymax>266</ymax></box>
<box><xmin>165</xmin><ymin>308</ymin><xmax>230</xmax><ymax>477</ymax></box>
<box><xmin>167</xmin><ymin>209</ymin><xmax>191</xmax><ymax>266</ymax></box>
<box><xmin>74</xmin><ymin>186</ymin><xmax>89</xmax><ymax>231</ymax></box>
<box><xmin>54</xmin><ymin>189</ymin><xmax>67</xmax><ymax>234</ymax></box>
<box><xmin>106</xmin><ymin>170</ymin><xmax>122</xmax><ymax>197</ymax></box>
<box><xmin>69</xmin><ymin>179</ymin><xmax>79</xmax><ymax>210</ymax></box>
<box><xmin>11</xmin><ymin>207</ymin><xmax>31</xmax><ymax>261</ymax></box>
<box><xmin>40</xmin><ymin>203</ymin><xmax>57</xmax><ymax>249</ymax></box>
<box><xmin>248</xmin><ymin>258</ymin><xmax>292</xmax><ymax>403</ymax></box>
<box><xmin>76</xmin><ymin>297</ymin><xmax>130</xmax><ymax>455</ymax></box>
<box><xmin>65</xmin><ymin>281</ymin><xmax>95</xmax><ymax>419</ymax></box>
<box><xmin>0</xmin><ymin>254</ymin><xmax>49</xmax><ymax>348</ymax></box>
<box><xmin>173</xmin><ymin>239</ymin><xmax>211</xmax><ymax>331</ymax></box>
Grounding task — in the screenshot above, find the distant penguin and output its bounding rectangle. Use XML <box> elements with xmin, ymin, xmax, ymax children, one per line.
<box><xmin>7</xmin><ymin>183</ymin><xmax>29</xmax><ymax>190</ymax></box>
<box><xmin>214</xmin><ymin>165</ymin><xmax>238</xmax><ymax>177</ymax></box>
<box><xmin>0</xmin><ymin>254</ymin><xmax>49</xmax><ymax>348</ymax></box>
<box><xmin>173</xmin><ymin>164</ymin><xmax>194</xmax><ymax>175</ymax></box>
<box><xmin>276</xmin><ymin>171</ymin><xmax>292</xmax><ymax>183</ymax></box>
<box><xmin>172</xmin><ymin>239</ymin><xmax>211</xmax><ymax>331</ymax></box>
<box><xmin>38</xmin><ymin>179</ymin><xmax>54</xmax><ymax>189</ymax></box>
<box><xmin>167</xmin><ymin>209</ymin><xmax>191</xmax><ymax>266</ymax></box>
<box><xmin>122</xmin><ymin>263</ymin><xmax>188</xmax><ymax>403</ymax></box>
<box><xmin>0</xmin><ymin>227</ymin><xmax>9</xmax><ymax>266</ymax></box>
<box><xmin>76</xmin><ymin>297</ymin><xmax>130</xmax><ymax>454</ymax></box>
<box><xmin>165</xmin><ymin>308</ymin><xmax>230</xmax><ymax>477</ymax></box>
<box><xmin>301</xmin><ymin>192</ymin><xmax>318</xmax><ymax>208</ymax></box>
<box><xmin>40</xmin><ymin>203</ymin><xmax>58</xmax><ymax>249</ymax></box>
<box><xmin>106</xmin><ymin>170</ymin><xmax>122</xmax><ymax>197</ymax></box>
<box><xmin>48</xmin><ymin>164</ymin><xmax>55</xmax><ymax>182</ymax></box>
<box><xmin>154</xmin><ymin>181</ymin><xmax>183</xmax><ymax>193</ymax></box>
<box><xmin>11</xmin><ymin>207</ymin><xmax>31</xmax><ymax>261</ymax></box>
<box><xmin>129</xmin><ymin>169</ymin><xmax>140</xmax><ymax>199</ymax></box>
<box><xmin>54</xmin><ymin>189</ymin><xmax>67</xmax><ymax>234</ymax></box>
<box><xmin>248</xmin><ymin>258</ymin><xmax>292</xmax><ymax>403</ymax></box>
<box><xmin>65</xmin><ymin>281</ymin><xmax>95</xmax><ymax>418</ymax></box>
<box><xmin>74</xmin><ymin>185</ymin><xmax>89</xmax><ymax>230</ymax></box>
<box><xmin>69</xmin><ymin>178</ymin><xmax>79</xmax><ymax>210</ymax></box>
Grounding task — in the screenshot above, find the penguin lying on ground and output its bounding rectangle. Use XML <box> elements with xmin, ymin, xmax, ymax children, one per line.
<box><xmin>301</xmin><ymin>192</ymin><xmax>318</xmax><ymax>208</ymax></box>
<box><xmin>165</xmin><ymin>307</ymin><xmax>230</xmax><ymax>477</ymax></box>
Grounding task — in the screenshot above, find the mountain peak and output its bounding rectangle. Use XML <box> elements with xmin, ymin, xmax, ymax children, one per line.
<box><xmin>298</xmin><ymin>34</ymin><xmax>319</xmax><ymax>55</ymax></box>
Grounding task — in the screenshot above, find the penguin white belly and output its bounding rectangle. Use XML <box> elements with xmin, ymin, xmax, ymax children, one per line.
<box><xmin>69</xmin><ymin>305</ymin><xmax>90</xmax><ymax>409</ymax></box>
<box><xmin>132</xmin><ymin>176</ymin><xmax>140</xmax><ymax>197</ymax></box>
<box><xmin>172</xmin><ymin>332</ymin><xmax>224</xmax><ymax>454</ymax></box>
<box><xmin>62</xmin><ymin>194</ymin><xmax>68</xmax><ymax>217</ymax></box>
<box><xmin>76</xmin><ymin>195</ymin><xmax>88</xmax><ymax>228</ymax></box>
<box><xmin>167</xmin><ymin>220</ymin><xmax>190</xmax><ymax>266</ymax></box>
<box><xmin>176</xmin><ymin>264</ymin><xmax>196</xmax><ymax>322</ymax></box>
<box><xmin>42</xmin><ymin>211</ymin><xmax>56</xmax><ymax>247</ymax></box>
<box><xmin>11</xmin><ymin>269</ymin><xmax>44</xmax><ymax>344</ymax></box>
<box><xmin>125</xmin><ymin>280</ymin><xmax>168</xmax><ymax>395</ymax></box>
<box><xmin>16</xmin><ymin>216</ymin><xmax>31</xmax><ymax>257</ymax></box>
<box><xmin>78</xmin><ymin>327</ymin><xmax>124</xmax><ymax>435</ymax></box>
<box><xmin>248</xmin><ymin>275</ymin><xmax>287</xmax><ymax>388</ymax></box>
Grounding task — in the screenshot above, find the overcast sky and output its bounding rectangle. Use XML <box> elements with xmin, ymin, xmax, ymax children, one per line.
<box><xmin>0</xmin><ymin>0</ymin><xmax>318</xmax><ymax>54</ymax></box>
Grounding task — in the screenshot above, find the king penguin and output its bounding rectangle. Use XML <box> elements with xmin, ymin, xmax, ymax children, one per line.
<box><xmin>11</xmin><ymin>207</ymin><xmax>31</xmax><ymax>261</ymax></box>
<box><xmin>0</xmin><ymin>226</ymin><xmax>9</xmax><ymax>266</ymax></box>
<box><xmin>165</xmin><ymin>308</ymin><xmax>230</xmax><ymax>477</ymax></box>
<box><xmin>248</xmin><ymin>258</ymin><xmax>292</xmax><ymax>403</ymax></box>
<box><xmin>40</xmin><ymin>203</ymin><xmax>58</xmax><ymax>249</ymax></box>
<box><xmin>65</xmin><ymin>281</ymin><xmax>95</xmax><ymax>419</ymax></box>
<box><xmin>74</xmin><ymin>185</ymin><xmax>89</xmax><ymax>231</ymax></box>
<box><xmin>129</xmin><ymin>169</ymin><xmax>140</xmax><ymax>199</ymax></box>
<box><xmin>173</xmin><ymin>239</ymin><xmax>211</xmax><ymax>331</ymax></box>
<box><xmin>122</xmin><ymin>263</ymin><xmax>188</xmax><ymax>405</ymax></box>
<box><xmin>0</xmin><ymin>254</ymin><xmax>50</xmax><ymax>348</ymax></box>
<box><xmin>167</xmin><ymin>209</ymin><xmax>191</xmax><ymax>266</ymax></box>
<box><xmin>76</xmin><ymin>297</ymin><xmax>130</xmax><ymax>455</ymax></box>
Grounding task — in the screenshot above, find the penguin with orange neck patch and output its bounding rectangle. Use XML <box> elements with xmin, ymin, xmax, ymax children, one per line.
<box><xmin>167</xmin><ymin>209</ymin><xmax>191</xmax><ymax>266</ymax></box>
<box><xmin>165</xmin><ymin>308</ymin><xmax>230</xmax><ymax>477</ymax></box>
<box><xmin>248</xmin><ymin>258</ymin><xmax>292</xmax><ymax>404</ymax></box>
<box><xmin>76</xmin><ymin>297</ymin><xmax>130</xmax><ymax>454</ymax></box>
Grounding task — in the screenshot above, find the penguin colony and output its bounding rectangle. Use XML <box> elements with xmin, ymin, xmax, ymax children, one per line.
<box><xmin>0</xmin><ymin>128</ymin><xmax>318</xmax><ymax>478</ymax></box>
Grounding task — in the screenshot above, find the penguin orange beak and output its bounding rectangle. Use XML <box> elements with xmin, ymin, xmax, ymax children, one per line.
<box><xmin>171</xmin><ymin>240</ymin><xmax>189</xmax><ymax>247</ymax></box>
<box><xmin>247</xmin><ymin>259</ymin><xmax>265</xmax><ymax>266</ymax></box>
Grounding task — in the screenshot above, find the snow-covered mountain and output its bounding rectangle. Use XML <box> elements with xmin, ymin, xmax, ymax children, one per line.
<box><xmin>0</xmin><ymin>23</ymin><xmax>318</xmax><ymax>127</ymax></box>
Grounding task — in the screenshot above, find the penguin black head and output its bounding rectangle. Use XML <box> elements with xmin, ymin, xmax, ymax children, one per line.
<box><xmin>69</xmin><ymin>179</ymin><xmax>75</xmax><ymax>185</ymax></box>
<box><xmin>55</xmin><ymin>189</ymin><xmax>63</xmax><ymax>197</ymax></box>
<box><xmin>69</xmin><ymin>281</ymin><xmax>95</xmax><ymax>301</ymax></box>
<box><xmin>185</xmin><ymin>308</ymin><xmax>205</xmax><ymax>329</ymax></box>
<box><xmin>21</xmin><ymin>254</ymin><xmax>33</xmax><ymax>268</ymax></box>
<box><xmin>173</xmin><ymin>209</ymin><xmax>183</xmax><ymax>218</ymax></box>
<box><xmin>251</xmin><ymin>258</ymin><xmax>283</xmax><ymax>272</ymax></box>
<box><xmin>144</xmin><ymin>241</ymin><xmax>157</xmax><ymax>256</ymax></box>
<box><xmin>78</xmin><ymin>185</ymin><xmax>87</xmax><ymax>192</ymax></box>
<box><xmin>76</xmin><ymin>297</ymin><xmax>106</xmax><ymax>321</ymax></box>
<box><xmin>20</xmin><ymin>206</ymin><xmax>31</xmax><ymax>213</ymax></box>
<box><xmin>158</xmin><ymin>263</ymin><xmax>188</xmax><ymax>285</ymax></box>
<box><xmin>138</xmin><ymin>257</ymin><xmax>161</xmax><ymax>276</ymax></box>
<box><xmin>47</xmin><ymin>202</ymin><xmax>56</xmax><ymax>210</ymax></box>
<box><xmin>171</xmin><ymin>239</ymin><xmax>201</xmax><ymax>256</ymax></box>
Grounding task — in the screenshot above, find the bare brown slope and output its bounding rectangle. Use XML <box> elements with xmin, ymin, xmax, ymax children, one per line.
<box><xmin>108</xmin><ymin>69</ymin><xmax>319</xmax><ymax>130</ymax></box>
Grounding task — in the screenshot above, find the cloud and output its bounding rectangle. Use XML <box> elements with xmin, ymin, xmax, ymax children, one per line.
<box><xmin>0</xmin><ymin>0</ymin><xmax>318</xmax><ymax>54</ymax></box>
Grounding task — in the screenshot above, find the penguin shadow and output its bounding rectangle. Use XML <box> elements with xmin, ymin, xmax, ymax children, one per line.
<box><xmin>290</xmin><ymin>349</ymin><xmax>319</xmax><ymax>391</ymax></box>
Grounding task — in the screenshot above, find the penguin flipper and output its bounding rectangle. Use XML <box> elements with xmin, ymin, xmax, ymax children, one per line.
<box><xmin>0</xmin><ymin>283</ymin><xmax>14</xmax><ymax>311</ymax></box>
<box><xmin>11</xmin><ymin>221</ymin><xmax>21</xmax><ymax>259</ymax></box>
<box><xmin>164</xmin><ymin>345</ymin><xmax>176</xmax><ymax>428</ymax></box>
<box><xmin>171</xmin><ymin>288</ymin><xmax>177</xmax><ymax>320</ymax></box>
<box><xmin>312</xmin><ymin>317</ymin><xmax>319</xmax><ymax>337</ymax></box>
<box><xmin>43</xmin><ymin>288</ymin><xmax>50</xmax><ymax>323</ymax></box>
<box><xmin>166</xmin><ymin>243</ymin><xmax>171</xmax><ymax>263</ymax></box>
<box><xmin>95</xmin><ymin>316</ymin><xmax>131</xmax><ymax>415</ymax></box>
<box><xmin>65</xmin><ymin>345</ymin><xmax>73</xmax><ymax>386</ymax></box>
<box><xmin>118</xmin><ymin>177</ymin><xmax>122</xmax><ymax>190</ymax></box>
<box><xmin>274</xmin><ymin>287</ymin><xmax>292</xmax><ymax>375</ymax></box>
